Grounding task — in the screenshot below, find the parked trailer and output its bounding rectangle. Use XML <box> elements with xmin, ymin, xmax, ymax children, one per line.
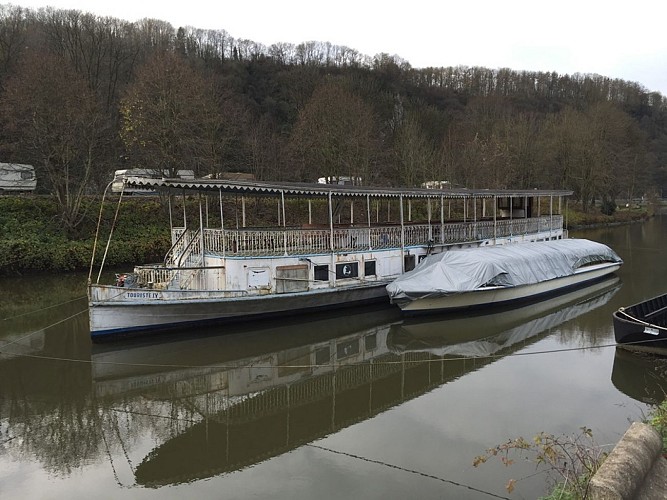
<box><xmin>0</xmin><ymin>163</ymin><xmax>36</xmax><ymax>193</ymax></box>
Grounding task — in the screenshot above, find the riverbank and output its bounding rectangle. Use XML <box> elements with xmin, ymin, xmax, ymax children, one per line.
<box><xmin>0</xmin><ymin>196</ymin><xmax>654</xmax><ymax>276</ymax></box>
<box><xmin>0</xmin><ymin>196</ymin><xmax>171</xmax><ymax>275</ymax></box>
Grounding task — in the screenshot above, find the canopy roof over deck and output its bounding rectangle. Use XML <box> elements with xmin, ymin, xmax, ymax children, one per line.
<box><xmin>123</xmin><ymin>177</ymin><xmax>572</xmax><ymax>200</ymax></box>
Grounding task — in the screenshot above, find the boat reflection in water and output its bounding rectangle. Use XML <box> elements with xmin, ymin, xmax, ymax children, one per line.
<box><xmin>611</xmin><ymin>348</ymin><xmax>667</xmax><ymax>405</ymax></box>
<box><xmin>91</xmin><ymin>277</ymin><xmax>621</xmax><ymax>487</ymax></box>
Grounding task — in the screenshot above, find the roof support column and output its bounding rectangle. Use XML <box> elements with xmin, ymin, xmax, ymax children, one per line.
<box><xmin>328</xmin><ymin>191</ymin><xmax>335</xmax><ymax>287</ymax></box>
<box><xmin>366</xmin><ymin>194</ymin><xmax>372</xmax><ymax>250</ymax></box>
<box><xmin>550</xmin><ymin>195</ymin><xmax>553</xmax><ymax>240</ymax></box>
<box><xmin>219</xmin><ymin>188</ymin><xmax>225</xmax><ymax>257</ymax></box>
<box><xmin>427</xmin><ymin>198</ymin><xmax>432</xmax><ymax>242</ymax></box>
<box><xmin>199</xmin><ymin>194</ymin><xmax>205</xmax><ymax>272</ymax></box>
<box><xmin>399</xmin><ymin>194</ymin><xmax>405</xmax><ymax>272</ymax></box>
<box><xmin>182</xmin><ymin>189</ymin><xmax>187</xmax><ymax>228</ymax></box>
<box><xmin>281</xmin><ymin>190</ymin><xmax>287</xmax><ymax>256</ymax></box>
<box><xmin>440</xmin><ymin>195</ymin><xmax>444</xmax><ymax>245</ymax></box>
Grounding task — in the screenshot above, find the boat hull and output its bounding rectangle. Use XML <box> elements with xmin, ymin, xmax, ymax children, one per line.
<box><xmin>612</xmin><ymin>292</ymin><xmax>667</xmax><ymax>353</ymax></box>
<box><xmin>89</xmin><ymin>281</ymin><xmax>391</xmax><ymax>339</ymax></box>
<box><xmin>396</xmin><ymin>262</ymin><xmax>621</xmax><ymax>314</ymax></box>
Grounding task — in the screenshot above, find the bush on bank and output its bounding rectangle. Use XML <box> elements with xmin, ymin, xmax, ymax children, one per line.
<box><xmin>0</xmin><ymin>196</ymin><xmax>170</xmax><ymax>276</ymax></box>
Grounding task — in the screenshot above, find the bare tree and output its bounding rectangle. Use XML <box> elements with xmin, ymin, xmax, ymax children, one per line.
<box><xmin>120</xmin><ymin>51</ymin><xmax>223</xmax><ymax>177</ymax></box>
<box><xmin>0</xmin><ymin>49</ymin><xmax>108</xmax><ymax>233</ymax></box>
<box><xmin>287</xmin><ymin>78</ymin><xmax>380</xmax><ymax>183</ymax></box>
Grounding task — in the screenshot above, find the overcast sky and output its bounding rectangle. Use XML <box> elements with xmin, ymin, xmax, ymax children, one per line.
<box><xmin>9</xmin><ymin>0</ymin><xmax>667</xmax><ymax>96</ymax></box>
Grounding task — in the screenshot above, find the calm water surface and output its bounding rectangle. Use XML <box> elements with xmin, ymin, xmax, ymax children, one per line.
<box><xmin>1</xmin><ymin>217</ymin><xmax>667</xmax><ymax>499</ymax></box>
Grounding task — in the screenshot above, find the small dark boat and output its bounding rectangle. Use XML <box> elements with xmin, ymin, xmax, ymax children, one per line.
<box><xmin>613</xmin><ymin>293</ymin><xmax>667</xmax><ymax>353</ymax></box>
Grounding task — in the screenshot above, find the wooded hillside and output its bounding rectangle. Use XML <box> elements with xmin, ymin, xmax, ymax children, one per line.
<box><xmin>1</xmin><ymin>5</ymin><xmax>666</xmax><ymax>231</ymax></box>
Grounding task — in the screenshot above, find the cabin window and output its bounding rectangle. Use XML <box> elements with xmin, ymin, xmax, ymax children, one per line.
<box><xmin>314</xmin><ymin>265</ymin><xmax>329</xmax><ymax>281</ymax></box>
<box><xmin>336</xmin><ymin>262</ymin><xmax>358</xmax><ymax>279</ymax></box>
<box><xmin>365</xmin><ymin>334</ymin><xmax>377</xmax><ymax>351</ymax></box>
<box><xmin>364</xmin><ymin>260</ymin><xmax>376</xmax><ymax>277</ymax></box>
<box><xmin>337</xmin><ymin>338</ymin><xmax>360</xmax><ymax>359</ymax></box>
<box><xmin>404</xmin><ymin>255</ymin><xmax>416</xmax><ymax>272</ymax></box>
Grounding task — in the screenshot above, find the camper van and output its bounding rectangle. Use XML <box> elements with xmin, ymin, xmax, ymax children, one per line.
<box><xmin>317</xmin><ymin>176</ymin><xmax>362</xmax><ymax>186</ymax></box>
<box><xmin>0</xmin><ymin>163</ymin><xmax>36</xmax><ymax>192</ymax></box>
<box><xmin>111</xmin><ymin>169</ymin><xmax>195</xmax><ymax>194</ymax></box>
<box><xmin>0</xmin><ymin>163</ymin><xmax>36</xmax><ymax>193</ymax></box>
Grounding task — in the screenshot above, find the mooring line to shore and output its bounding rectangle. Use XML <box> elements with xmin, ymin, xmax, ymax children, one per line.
<box><xmin>0</xmin><ymin>308</ymin><xmax>88</xmax><ymax>350</ymax></box>
<box><xmin>307</xmin><ymin>443</ymin><xmax>512</xmax><ymax>499</ymax></box>
<box><xmin>1</xmin><ymin>295</ymin><xmax>87</xmax><ymax>322</ymax></box>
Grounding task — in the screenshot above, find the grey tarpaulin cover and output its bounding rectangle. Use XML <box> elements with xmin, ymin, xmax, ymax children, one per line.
<box><xmin>386</xmin><ymin>239</ymin><xmax>622</xmax><ymax>303</ymax></box>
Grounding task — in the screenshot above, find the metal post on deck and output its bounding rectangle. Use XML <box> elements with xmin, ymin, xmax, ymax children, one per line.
<box><xmin>242</xmin><ymin>196</ymin><xmax>246</xmax><ymax>228</ymax></box>
<box><xmin>509</xmin><ymin>195</ymin><xmax>513</xmax><ymax>239</ymax></box>
<box><xmin>493</xmin><ymin>195</ymin><xmax>497</xmax><ymax>244</ymax></box>
<box><xmin>427</xmin><ymin>198</ymin><xmax>432</xmax><ymax>241</ymax></box>
<box><xmin>168</xmin><ymin>194</ymin><xmax>173</xmax><ymax>232</ymax></box>
<box><xmin>281</xmin><ymin>190</ymin><xmax>287</xmax><ymax>256</ymax></box>
<box><xmin>550</xmin><ymin>195</ymin><xmax>554</xmax><ymax>239</ymax></box>
<box><xmin>219</xmin><ymin>188</ymin><xmax>225</xmax><ymax>257</ymax></box>
<box><xmin>440</xmin><ymin>195</ymin><xmax>444</xmax><ymax>245</ymax></box>
<box><xmin>328</xmin><ymin>191</ymin><xmax>335</xmax><ymax>287</ymax></box>
<box><xmin>473</xmin><ymin>196</ymin><xmax>477</xmax><ymax>240</ymax></box>
<box><xmin>308</xmin><ymin>200</ymin><xmax>312</xmax><ymax>225</ymax></box>
<box><xmin>399</xmin><ymin>194</ymin><xmax>405</xmax><ymax>272</ymax></box>
<box><xmin>366</xmin><ymin>194</ymin><xmax>372</xmax><ymax>250</ymax></box>
<box><xmin>182</xmin><ymin>190</ymin><xmax>187</xmax><ymax>228</ymax></box>
<box><xmin>199</xmin><ymin>195</ymin><xmax>206</xmax><ymax>284</ymax></box>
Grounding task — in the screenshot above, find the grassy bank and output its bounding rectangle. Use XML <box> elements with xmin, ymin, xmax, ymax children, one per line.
<box><xmin>0</xmin><ymin>196</ymin><xmax>171</xmax><ymax>276</ymax></box>
<box><xmin>0</xmin><ymin>196</ymin><xmax>654</xmax><ymax>276</ymax></box>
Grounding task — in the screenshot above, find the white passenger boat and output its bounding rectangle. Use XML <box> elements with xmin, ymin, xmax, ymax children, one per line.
<box><xmin>386</xmin><ymin>238</ymin><xmax>622</xmax><ymax>314</ymax></box>
<box><xmin>88</xmin><ymin>178</ymin><xmax>571</xmax><ymax>339</ymax></box>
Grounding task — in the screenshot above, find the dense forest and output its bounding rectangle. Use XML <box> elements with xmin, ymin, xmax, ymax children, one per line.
<box><xmin>1</xmin><ymin>4</ymin><xmax>666</xmax><ymax>232</ymax></box>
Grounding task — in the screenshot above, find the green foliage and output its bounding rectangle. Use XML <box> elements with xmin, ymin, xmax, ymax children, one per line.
<box><xmin>0</xmin><ymin>197</ymin><xmax>170</xmax><ymax>275</ymax></box>
<box><xmin>564</xmin><ymin>205</ymin><xmax>648</xmax><ymax>229</ymax></box>
<box><xmin>600</xmin><ymin>197</ymin><xmax>617</xmax><ymax>216</ymax></box>
<box><xmin>648</xmin><ymin>399</ymin><xmax>667</xmax><ymax>452</ymax></box>
<box><xmin>474</xmin><ymin>427</ymin><xmax>607</xmax><ymax>499</ymax></box>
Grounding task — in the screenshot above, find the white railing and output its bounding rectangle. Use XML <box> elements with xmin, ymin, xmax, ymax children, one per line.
<box><xmin>175</xmin><ymin>215</ymin><xmax>563</xmax><ymax>257</ymax></box>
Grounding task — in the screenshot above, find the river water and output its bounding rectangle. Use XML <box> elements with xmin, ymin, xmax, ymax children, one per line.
<box><xmin>1</xmin><ymin>216</ymin><xmax>666</xmax><ymax>499</ymax></box>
